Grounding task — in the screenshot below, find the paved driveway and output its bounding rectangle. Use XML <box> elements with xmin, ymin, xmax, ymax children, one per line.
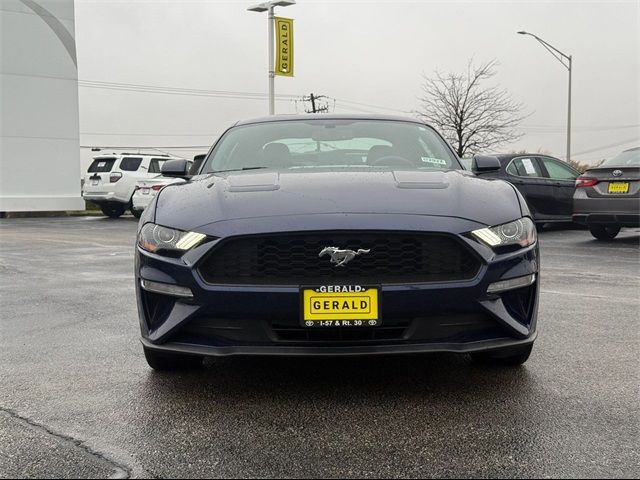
<box><xmin>1</xmin><ymin>218</ymin><xmax>638</xmax><ymax>478</ymax></box>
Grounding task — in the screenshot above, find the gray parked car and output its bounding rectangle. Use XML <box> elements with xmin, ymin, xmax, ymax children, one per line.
<box><xmin>573</xmin><ymin>147</ymin><xmax>639</xmax><ymax>239</ymax></box>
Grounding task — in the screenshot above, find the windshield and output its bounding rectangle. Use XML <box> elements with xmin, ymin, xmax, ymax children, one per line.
<box><xmin>201</xmin><ymin>120</ymin><xmax>460</xmax><ymax>173</ymax></box>
<box><xmin>601</xmin><ymin>148</ymin><xmax>640</xmax><ymax>167</ymax></box>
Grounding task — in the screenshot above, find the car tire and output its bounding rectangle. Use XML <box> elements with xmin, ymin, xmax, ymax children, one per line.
<box><xmin>588</xmin><ymin>225</ymin><xmax>621</xmax><ymax>240</ymax></box>
<box><xmin>143</xmin><ymin>347</ymin><xmax>203</xmax><ymax>371</ymax></box>
<box><xmin>100</xmin><ymin>205</ymin><xmax>126</xmax><ymax>218</ymax></box>
<box><xmin>131</xmin><ymin>208</ymin><xmax>142</xmax><ymax>219</ymax></box>
<box><xmin>471</xmin><ymin>343</ymin><xmax>533</xmax><ymax>367</ymax></box>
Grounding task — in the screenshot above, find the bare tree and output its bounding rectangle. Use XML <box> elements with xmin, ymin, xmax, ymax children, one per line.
<box><xmin>417</xmin><ymin>59</ymin><xmax>527</xmax><ymax>158</ymax></box>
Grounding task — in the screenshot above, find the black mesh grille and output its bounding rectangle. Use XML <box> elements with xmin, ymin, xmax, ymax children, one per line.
<box><xmin>198</xmin><ymin>231</ymin><xmax>481</xmax><ymax>285</ymax></box>
<box><xmin>272</xmin><ymin>323</ymin><xmax>410</xmax><ymax>342</ymax></box>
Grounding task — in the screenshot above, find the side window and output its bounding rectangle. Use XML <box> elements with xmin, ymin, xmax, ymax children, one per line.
<box><xmin>119</xmin><ymin>157</ymin><xmax>143</xmax><ymax>172</ymax></box>
<box><xmin>148</xmin><ymin>158</ymin><xmax>166</xmax><ymax>174</ymax></box>
<box><xmin>507</xmin><ymin>157</ymin><xmax>543</xmax><ymax>177</ymax></box>
<box><xmin>540</xmin><ymin>157</ymin><xmax>578</xmax><ymax>180</ymax></box>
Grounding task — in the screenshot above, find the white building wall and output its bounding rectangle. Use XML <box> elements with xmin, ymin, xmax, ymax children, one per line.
<box><xmin>0</xmin><ymin>0</ymin><xmax>83</xmax><ymax>211</ymax></box>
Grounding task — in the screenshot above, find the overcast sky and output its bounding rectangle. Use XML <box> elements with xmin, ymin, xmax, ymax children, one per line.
<box><xmin>75</xmin><ymin>0</ymin><xmax>639</xmax><ymax>165</ymax></box>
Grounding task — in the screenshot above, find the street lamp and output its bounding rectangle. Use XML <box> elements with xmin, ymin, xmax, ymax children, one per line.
<box><xmin>518</xmin><ymin>30</ymin><xmax>573</xmax><ymax>162</ymax></box>
<box><xmin>248</xmin><ymin>0</ymin><xmax>296</xmax><ymax>115</ymax></box>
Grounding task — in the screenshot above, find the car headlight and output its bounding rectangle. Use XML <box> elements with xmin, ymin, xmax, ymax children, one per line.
<box><xmin>471</xmin><ymin>218</ymin><xmax>537</xmax><ymax>249</ymax></box>
<box><xmin>138</xmin><ymin>223</ymin><xmax>207</xmax><ymax>255</ymax></box>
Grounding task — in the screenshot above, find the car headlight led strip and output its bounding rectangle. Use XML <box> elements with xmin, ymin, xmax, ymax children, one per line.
<box><xmin>472</xmin><ymin>217</ymin><xmax>537</xmax><ymax>249</ymax></box>
<box><xmin>138</xmin><ymin>223</ymin><xmax>207</xmax><ymax>255</ymax></box>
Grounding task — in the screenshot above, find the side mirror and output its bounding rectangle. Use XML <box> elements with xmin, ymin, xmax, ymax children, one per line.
<box><xmin>472</xmin><ymin>155</ymin><xmax>501</xmax><ymax>173</ymax></box>
<box><xmin>161</xmin><ymin>159</ymin><xmax>191</xmax><ymax>179</ymax></box>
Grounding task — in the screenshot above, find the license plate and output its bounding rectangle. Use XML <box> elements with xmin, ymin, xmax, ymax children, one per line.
<box><xmin>301</xmin><ymin>285</ymin><xmax>380</xmax><ymax>328</ymax></box>
<box><xmin>608</xmin><ymin>182</ymin><xmax>629</xmax><ymax>194</ymax></box>
<box><xmin>141</xmin><ymin>188</ymin><xmax>150</xmax><ymax>195</ymax></box>
<box><xmin>91</xmin><ymin>180</ymin><xmax>99</xmax><ymax>186</ymax></box>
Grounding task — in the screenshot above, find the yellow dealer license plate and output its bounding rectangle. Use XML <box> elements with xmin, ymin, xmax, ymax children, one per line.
<box><xmin>301</xmin><ymin>285</ymin><xmax>380</xmax><ymax>328</ymax></box>
<box><xmin>608</xmin><ymin>182</ymin><xmax>629</xmax><ymax>194</ymax></box>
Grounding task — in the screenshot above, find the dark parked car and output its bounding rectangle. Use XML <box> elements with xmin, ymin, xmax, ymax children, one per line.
<box><xmin>474</xmin><ymin>154</ymin><xmax>581</xmax><ymax>225</ymax></box>
<box><xmin>189</xmin><ymin>154</ymin><xmax>206</xmax><ymax>175</ymax></box>
<box><xmin>573</xmin><ymin>147</ymin><xmax>639</xmax><ymax>239</ymax></box>
<box><xmin>135</xmin><ymin>115</ymin><xmax>539</xmax><ymax>371</ymax></box>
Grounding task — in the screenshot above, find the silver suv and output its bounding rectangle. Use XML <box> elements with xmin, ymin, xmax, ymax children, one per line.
<box><xmin>573</xmin><ymin>147</ymin><xmax>640</xmax><ymax>240</ymax></box>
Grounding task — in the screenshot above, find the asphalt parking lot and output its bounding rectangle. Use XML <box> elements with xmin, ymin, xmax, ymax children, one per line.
<box><xmin>0</xmin><ymin>217</ymin><xmax>638</xmax><ymax>478</ymax></box>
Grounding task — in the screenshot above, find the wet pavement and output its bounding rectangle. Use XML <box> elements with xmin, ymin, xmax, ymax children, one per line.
<box><xmin>1</xmin><ymin>217</ymin><xmax>638</xmax><ymax>478</ymax></box>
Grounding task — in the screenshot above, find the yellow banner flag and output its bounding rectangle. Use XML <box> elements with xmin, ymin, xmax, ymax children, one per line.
<box><xmin>274</xmin><ymin>17</ymin><xmax>294</xmax><ymax>77</ymax></box>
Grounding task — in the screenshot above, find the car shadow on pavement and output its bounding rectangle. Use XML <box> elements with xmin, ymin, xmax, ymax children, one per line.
<box><xmin>576</xmin><ymin>232</ymin><xmax>640</xmax><ymax>247</ymax></box>
<box><xmin>140</xmin><ymin>353</ymin><xmax>538</xmax><ymax>404</ymax></box>
<box><xmin>132</xmin><ymin>354</ymin><xmax>549</xmax><ymax>478</ymax></box>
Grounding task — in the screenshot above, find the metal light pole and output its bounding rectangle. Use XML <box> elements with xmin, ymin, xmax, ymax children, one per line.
<box><xmin>248</xmin><ymin>0</ymin><xmax>296</xmax><ymax>115</ymax></box>
<box><xmin>518</xmin><ymin>31</ymin><xmax>573</xmax><ymax>162</ymax></box>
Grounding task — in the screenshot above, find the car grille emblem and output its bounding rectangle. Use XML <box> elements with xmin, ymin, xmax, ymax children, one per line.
<box><xmin>613</xmin><ymin>169</ymin><xmax>623</xmax><ymax>177</ymax></box>
<box><xmin>319</xmin><ymin>246</ymin><xmax>371</xmax><ymax>267</ymax></box>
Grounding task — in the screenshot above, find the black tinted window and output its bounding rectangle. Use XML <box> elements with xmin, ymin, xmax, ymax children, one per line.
<box><xmin>148</xmin><ymin>158</ymin><xmax>166</xmax><ymax>174</ymax></box>
<box><xmin>120</xmin><ymin>157</ymin><xmax>142</xmax><ymax>171</ymax></box>
<box><xmin>88</xmin><ymin>158</ymin><xmax>115</xmax><ymax>173</ymax></box>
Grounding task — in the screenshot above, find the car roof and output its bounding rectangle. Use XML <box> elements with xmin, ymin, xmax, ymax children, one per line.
<box><xmin>492</xmin><ymin>153</ymin><xmax>562</xmax><ymax>163</ymax></box>
<box><xmin>234</xmin><ymin>113</ymin><xmax>426</xmax><ymax>127</ymax></box>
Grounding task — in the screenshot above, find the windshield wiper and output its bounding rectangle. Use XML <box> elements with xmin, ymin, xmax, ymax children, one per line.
<box><xmin>211</xmin><ymin>166</ymin><xmax>271</xmax><ymax>174</ymax></box>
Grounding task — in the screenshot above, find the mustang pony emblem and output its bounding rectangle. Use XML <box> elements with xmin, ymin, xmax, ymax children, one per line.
<box><xmin>319</xmin><ymin>246</ymin><xmax>371</xmax><ymax>267</ymax></box>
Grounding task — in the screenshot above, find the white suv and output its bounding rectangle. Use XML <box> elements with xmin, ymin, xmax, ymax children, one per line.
<box><xmin>82</xmin><ymin>153</ymin><xmax>184</xmax><ymax>218</ymax></box>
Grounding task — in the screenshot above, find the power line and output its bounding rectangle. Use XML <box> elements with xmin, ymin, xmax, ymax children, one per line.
<box><xmin>522</xmin><ymin>124</ymin><xmax>639</xmax><ymax>130</ymax></box>
<box><xmin>80</xmin><ymin>132</ymin><xmax>219</xmax><ymax>137</ymax></box>
<box><xmin>78</xmin><ymin>79</ymin><xmax>300</xmax><ymax>101</ymax></box>
<box><xmin>333</xmin><ymin>97</ymin><xmax>411</xmax><ymax>114</ymax></box>
<box><xmin>79</xmin><ymin>79</ymin><xmax>416</xmax><ymax>114</ymax></box>
<box><xmin>572</xmin><ymin>138</ymin><xmax>639</xmax><ymax>156</ymax></box>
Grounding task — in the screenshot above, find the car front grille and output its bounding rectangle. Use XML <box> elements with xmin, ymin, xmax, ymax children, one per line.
<box><xmin>197</xmin><ymin>231</ymin><xmax>481</xmax><ymax>285</ymax></box>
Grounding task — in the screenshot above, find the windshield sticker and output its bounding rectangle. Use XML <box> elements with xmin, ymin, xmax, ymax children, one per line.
<box><xmin>97</xmin><ymin>162</ymin><xmax>106</xmax><ymax>168</ymax></box>
<box><xmin>521</xmin><ymin>158</ymin><xmax>537</xmax><ymax>175</ymax></box>
<box><xmin>421</xmin><ymin>157</ymin><xmax>447</xmax><ymax>166</ymax></box>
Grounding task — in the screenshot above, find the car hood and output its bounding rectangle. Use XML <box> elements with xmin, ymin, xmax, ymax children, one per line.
<box><xmin>154</xmin><ymin>169</ymin><xmax>522</xmax><ymax>232</ymax></box>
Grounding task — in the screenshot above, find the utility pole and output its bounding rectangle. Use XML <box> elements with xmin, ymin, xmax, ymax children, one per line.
<box><xmin>302</xmin><ymin>93</ymin><xmax>330</xmax><ymax>113</ymax></box>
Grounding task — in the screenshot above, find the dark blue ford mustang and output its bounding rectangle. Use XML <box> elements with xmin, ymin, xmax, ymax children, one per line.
<box><xmin>135</xmin><ymin>115</ymin><xmax>539</xmax><ymax>370</ymax></box>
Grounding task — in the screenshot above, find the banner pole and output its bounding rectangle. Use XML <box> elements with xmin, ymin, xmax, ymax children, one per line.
<box><xmin>268</xmin><ymin>5</ymin><xmax>275</xmax><ymax>115</ymax></box>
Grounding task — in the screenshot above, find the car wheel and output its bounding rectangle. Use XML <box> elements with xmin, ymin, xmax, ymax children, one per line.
<box><xmin>131</xmin><ymin>208</ymin><xmax>142</xmax><ymax>219</ymax></box>
<box><xmin>100</xmin><ymin>205</ymin><xmax>126</xmax><ymax>218</ymax></box>
<box><xmin>471</xmin><ymin>344</ymin><xmax>533</xmax><ymax>367</ymax></box>
<box><xmin>588</xmin><ymin>225</ymin><xmax>621</xmax><ymax>240</ymax></box>
<box><xmin>143</xmin><ymin>347</ymin><xmax>203</xmax><ymax>371</ymax></box>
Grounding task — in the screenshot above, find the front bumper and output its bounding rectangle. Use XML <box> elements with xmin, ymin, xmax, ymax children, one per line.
<box><xmin>135</xmin><ymin>226</ymin><xmax>540</xmax><ymax>357</ymax></box>
<box><xmin>141</xmin><ymin>334</ymin><xmax>537</xmax><ymax>357</ymax></box>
